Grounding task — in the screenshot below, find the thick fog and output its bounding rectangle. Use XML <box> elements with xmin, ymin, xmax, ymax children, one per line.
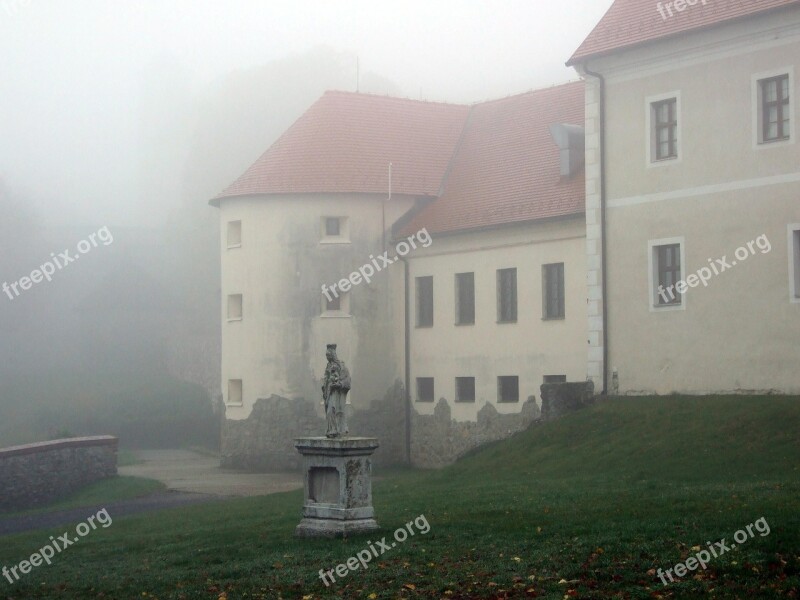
<box><xmin>0</xmin><ymin>0</ymin><xmax>612</xmax><ymax>448</ymax></box>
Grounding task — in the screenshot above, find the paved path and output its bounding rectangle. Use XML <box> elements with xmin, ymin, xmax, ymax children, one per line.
<box><xmin>1</xmin><ymin>450</ymin><xmax>303</xmax><ymax>536</ymax></box>
<box><xmin>119</xmin><ymin>449</ymin><xmax>303</xmax><ymax>496</ymax></box>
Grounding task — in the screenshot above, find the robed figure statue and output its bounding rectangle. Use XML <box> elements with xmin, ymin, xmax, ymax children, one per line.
<box><xmin>322</xmin><ymin>344</ymin><xmax>351</xmax><ymax>438</ymax></box>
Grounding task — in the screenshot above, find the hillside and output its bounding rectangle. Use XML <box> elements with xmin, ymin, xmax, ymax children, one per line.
<box><xmin>0</xmin><ymin>395</ymin><xmax>797</xmax><ymax>599</ymax></box>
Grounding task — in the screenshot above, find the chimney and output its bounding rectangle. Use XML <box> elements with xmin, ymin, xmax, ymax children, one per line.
<box><xmin>549</xmin><ymin>123</ymin><xmax>585</xmax><ymax>178</ymax></box>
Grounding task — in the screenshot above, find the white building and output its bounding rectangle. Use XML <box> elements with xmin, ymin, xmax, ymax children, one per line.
<box><xmin>568</xmin><ymin>0</ymin><xmax>800</xmax><ymax>394</ymax></box>
<box><xmin>211</xmin><ymin>85</ymin><xmax>588</xmax><ymax>469</ymax></box>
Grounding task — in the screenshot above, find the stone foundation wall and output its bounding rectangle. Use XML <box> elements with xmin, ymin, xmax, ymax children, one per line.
<box><xmin>221</xmin><ymin>381</ymin><xmax>407</xmax><ymax>471</ymax></box>
<box><xmin>410</xmin><ymin>397</ymin><xmax>541</xmax><ymax>468</ymax></box>
<box><xmin>223</xmin><ymin>381</ymin><xmax>597</xmax><ymax>472</ymax></box>
<box><xmin>0</xmin><ymin>436</ymin><xmax>118</xmax><ymax>511</ymax></box>
<box><xmin>540</xmin><ymin>381</ymin><xmax>595</xmax><ymax>420</ymax></box>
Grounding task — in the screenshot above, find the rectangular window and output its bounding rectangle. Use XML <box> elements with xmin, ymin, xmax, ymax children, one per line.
<box><xmin>325</xmin><ymin>294</ymin><xmax>340</xmax><ymax>311</ymax></box>
<box><xmin>543</xmin><ymin>374</ymin><xmax>567</xmax><ymax>384</ymax></box>
<box><xmin>416</xmin><ymin>276</ymin><xmax>433</xmax><ymax>327</ymax></box>
<box><xmin>322</xmin><ymin>290</ymin><xmax>348</xmax><ymax>315</ymax></box>
<box><xmin>652</xmin><ymin>98</ymin><xmax>678</xmax><ymax>160</ymax></box>
<box><xmin>761</xmin><ymin>75</ymin><xmax>790</xmax><ymax>142</ymax></box>
<box><xmin>227</xmin><ymin>379</ymin><xmax>243</xmax><ymax>405</ymax></box>
<box><xmin>542</xmin><ymin>263</ymin><xmax>565</xmax><ymax>319</ymax></box>
<box><xmin>497</xmin><ymin>268</ymin><xmax>517</xmax><ymax>323</ymax></box>
<box><xmin>455</xmin><ymin>272</ymin><xmax>475</xmax><ymax>325</ymax></box>
<box><xmin>455</xmin><ymin>377</ymin><xmax>475</xmax><ymax>403</ymax></box>
<box><xmin>227</xmin><ymin>294</ymin><xmax>243</xmax><ymax>320</ymax></box>
<box><xmin>320</xmin><ymin>217</ymin><xmax>349</xmax><ymax>243</ymax></box>
<box><xmin>325</xmin><ymin>217</ymin><xmax>341</xmax><ymax>236</ymax></box>
<box><xmin>416</xmin><ymin>377</ymin><xmax>434</xmax><ymax>403</ymax></box>
<box><xmin>497</xmin><ymin>376</ymin><xmax>519</xmax><ymax>403</ymax></box>
<box><xmin>654</xmin><ymin>243</ymin><xmax>682</xmax><ymax>306</ymax></box>
<box><xmin>227</xmin><ymin>220</ymin><xmax>242</xmax><ymax>248</ymax></box>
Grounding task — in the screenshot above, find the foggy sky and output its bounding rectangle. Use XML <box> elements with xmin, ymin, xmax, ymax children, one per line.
<box><xmin>0</xmin><ymin>0</ymin><xmax>613</xmax><ymax>229</ymax></box>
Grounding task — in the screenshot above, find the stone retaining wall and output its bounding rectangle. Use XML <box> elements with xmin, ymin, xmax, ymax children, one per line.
<box><xmin>540</xmin><ymin>381</ymin><xmax>595</xmax><ymax>420</ymax></box>
<box><xmin>0</xmin><ymin>436</ymin><xmax>118</xmax><ymax>511</ymax></box>
<box><xmin>221</xmin><ymin>382</ymin><xmax>406</xmax><ymax>471</ymax></box>
<box><xmin>410</xmin><ymin>397</ymin><xmax>541</xmax><ymax>468</ymax></box>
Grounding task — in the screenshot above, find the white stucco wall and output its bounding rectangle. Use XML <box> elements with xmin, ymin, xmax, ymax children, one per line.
<box><xmin>405</xmin><ymin>217</ymin><xmax>588</xmax><ymax>422</ymax></box>
<box><xmin>581</xmin><ymin>8</ymin><xmax>800</xmax><ymax>394</ymax></box>
<box><xmin>217</xmin><ymin>193</ymin><xmax>416</xmax><ymax>420</ymax></box>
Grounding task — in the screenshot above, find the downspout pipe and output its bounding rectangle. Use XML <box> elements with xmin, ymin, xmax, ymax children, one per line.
<box><xmin>400</xmin><ymin>255</ymin><xmax>411</xmax><ymax>464</ymax></box>
<box><xmin>582</xmin><ymin>63</ymin><xmax>608</xmax><ymax>395</ymax></box>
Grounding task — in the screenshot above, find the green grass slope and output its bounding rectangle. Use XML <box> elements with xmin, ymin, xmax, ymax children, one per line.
<box><xmin>0</xmin><ymin>395</ymin><xmax>798</xmax><ymax>599</ymax></box>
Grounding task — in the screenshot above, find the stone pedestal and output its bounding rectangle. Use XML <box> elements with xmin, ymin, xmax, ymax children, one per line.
<box><xmin>294</xmin><ymin>437</ymin><xmax>380</xmax><ymax>538</ymax></box>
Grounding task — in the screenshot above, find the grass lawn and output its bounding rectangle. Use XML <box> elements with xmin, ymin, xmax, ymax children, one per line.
<box><xmin>0</xmin><ymin>395</ymin><xmax>798</xmax><ymax>599</ymax></box>
<box><xmin>0</xmin><ymin>476</ymin><xmax>165</xmax><ymax>518</ymax></box>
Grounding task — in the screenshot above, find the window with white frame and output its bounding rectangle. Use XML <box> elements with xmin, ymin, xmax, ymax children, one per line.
<box><xmin>646</xmin><ymin>92</ymin><xmax>681</xmax><ymax>165</ymax></box>
<box><xmin>653</xmin><ymin>98</ymin><xmax>678</xmax><ymax>160</ymax></box>
<box><xmin>227</xmin><ymin>294</ymin><xmax>243</xmax><ymax>320</ymax></box>
<box><xmin>753</xmin><ymin>68</ymin><xmax>794</xmax><ymax>147</ymax></box>
<box><xmin>649</xmin><ymin>238</ymin><xmax>685</xmax><ymax>309</ymax></box>
<box><xmin>227</xmin><ymin>220</ymin><xmax>242</xmax><ymax>248</ymax></box>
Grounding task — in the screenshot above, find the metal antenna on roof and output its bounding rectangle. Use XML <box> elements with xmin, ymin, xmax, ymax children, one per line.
<box><xmin>382</xmin><ymin>162</ymin><xmax>392</xmax><ymax>251</ymax></box>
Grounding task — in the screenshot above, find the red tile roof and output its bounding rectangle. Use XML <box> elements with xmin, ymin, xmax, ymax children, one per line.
<box><xmin>212</xmin><ymin>91</ymin><xmax>470</xmax><ymax>203</ymax></box>
<box><xmin>213</xmin><ymin>83</ymin><xmax>586</xmax><ymax>236</ymax></box>
<box><xmin>400</xmin><ymin>82</ymin><xmax>585</xmax><ymax>237</ymax></box>
<box><xmin>568</xmin><ymin>0</ymin><xmax>800</xmax><ymax>65</ymax></box>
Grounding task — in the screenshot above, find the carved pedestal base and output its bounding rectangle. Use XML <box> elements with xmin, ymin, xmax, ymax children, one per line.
<box><xmin>294</xmin><ymin>437</ymin><xmax>380</xmax><ymax>538</ymax></box>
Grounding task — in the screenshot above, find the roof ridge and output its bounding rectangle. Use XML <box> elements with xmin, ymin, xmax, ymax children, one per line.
<box><xmin>436</xmin><ymin>104</ymin><xmax>477</xmax><ymax>197</ymax></box>
<box><xmin>322</xmin><ymin>89</ymin><xmax>467</xmax><ymax>107</ymax></box>
<box><xmin>471</xmin><ymin>80</ymin><xmax>585</xmax><ymax>107</ymax></box>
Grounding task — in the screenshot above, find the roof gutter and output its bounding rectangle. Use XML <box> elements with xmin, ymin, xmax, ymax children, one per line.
<box><xmin>581</xmin><ymin>62</ymin><xmax>608</xmax><ymax>395</ymax></box>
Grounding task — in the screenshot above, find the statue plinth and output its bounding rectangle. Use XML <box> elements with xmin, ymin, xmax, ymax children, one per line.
<box><xmin>294</xmin><ymin>437</ymin><xmax>380</xmax><ymax>538</ymax></box>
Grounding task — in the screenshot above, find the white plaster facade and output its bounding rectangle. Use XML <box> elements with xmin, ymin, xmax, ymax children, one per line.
<box><xmin>406</xmin><ymin>217</ymin><xmax>588</xmax><ymax>420</ymax></box>
<box><xmin>218</xmin><ymin>193</ymin><xmax>415</xmax><ymax>420</ymax></box>
<box><xmin>574</xmin><ymin>8</ymin><xmax>800</xmax><ymax>394</ymax></box>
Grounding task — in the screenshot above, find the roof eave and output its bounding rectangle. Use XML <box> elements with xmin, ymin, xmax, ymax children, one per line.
<box><xmin>567</xmin><ymin>2</ymin><xmax>800</xmax><ymax>67</ymax></box>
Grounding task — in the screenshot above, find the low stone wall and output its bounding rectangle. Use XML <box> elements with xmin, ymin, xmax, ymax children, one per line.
<box><xmin>411</xmin><ymin>397</ymin><xmax>541</xmax><ymax>468</ymax></box>
<box><xmin>540</xmin><ymin>381</ymin><xmax>595</xmax><ymax>421</ymax></box>
<box><xmin>221</xmin><ymin>381</ymin><xmax>407</xmax><ymax>472</ymax></box>
<box><xmin>0</xmin><ymin>436</ymin><xmax>118</xmax><ymax>511</ymax></box>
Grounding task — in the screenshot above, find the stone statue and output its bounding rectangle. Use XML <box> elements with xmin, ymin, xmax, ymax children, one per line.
<box><xmin>322</xmin><ymin>344</ymin><xmax>351</xmax><ymax>438</ymax></box>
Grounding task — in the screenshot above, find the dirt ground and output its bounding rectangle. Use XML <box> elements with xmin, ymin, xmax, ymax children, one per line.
<box><xmin>0</xmin><ymin>450</ymin><xmax>302</xmax><ymax>536</ymax></box>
